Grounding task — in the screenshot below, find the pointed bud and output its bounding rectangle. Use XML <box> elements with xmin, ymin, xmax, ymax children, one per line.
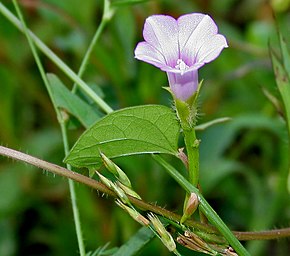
<box><xmin>111</xmin><ymin>182</ymin><xmax>130</xmax><ymax>205</ymax></box>
<box><xmin>116</xmin><ymin>199</ymin><xmax>150</xmax><ymax>226</ymax></box>
<box><xmin>96</xmin><ymin>171</ymin><xmax>131</xmax><ymax>205</ymax></box>
<box><xmin>103</xmin><ymin>0</ymin><xmax>115</xmax><ymax>21</ymax></box>
<box><xmin>148</xmin><ymin>213</ymin><xmax>176</xmax><ymax>252</ymax></box>
<box><xmin>177</xmin><ymin>148</ymin><xmax>188</xmax><ymax>169</ymax></box>
<box><xmin>96</xmin><ymin>171</ymin><xmax>114</xmax><ymax>189</ymax></box>
<box><xmin>180</xmin><ymin>192</ymin><xmax>199</xmax><ymax>224</ymax></box>
<box><xmin>100</xmin><ymin>152</ymin><xmax>132</xmax><ymax>187</ymax></box>
<box><xmin>117</xmin><ymin>182</ymin><xmax>142</xmax><ymax>200</ymax></box>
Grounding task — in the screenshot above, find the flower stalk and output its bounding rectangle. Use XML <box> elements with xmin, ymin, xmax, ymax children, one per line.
<box><xmin>183</xmin><ymin>128</ymin><xmax>200</xmax><ymax>186</ymax></box>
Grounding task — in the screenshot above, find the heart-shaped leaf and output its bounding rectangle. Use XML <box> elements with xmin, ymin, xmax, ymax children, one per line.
<box><xmin>65</xmin><ymin>105</ymin><xmax>179</xmax><ymax>170</ymax></box>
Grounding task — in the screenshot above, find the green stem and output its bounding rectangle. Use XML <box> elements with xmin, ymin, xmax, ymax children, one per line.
<box><xmin>11</xmin><ymin>2</ymin><xmax>86</xmax><ymax>254</ymax></box>
<box><xmin>72</xmin><ymin>2</ymin><xmax>109</xmax><ymax>93</ymax></box>
<box><xmin>183</xmin><ymin>128</ymin><xmax>199</xmax><ymax>186</ymax></box>
<box><xmin>60</xmin><ymin>117</ymin><xmax>86</xmax><ymax>256</ymax></box>
<box><xmin>0</xmin><ymin>2</ymin><xmax>113</xmax><ymax>114</ymax></box>
<box><xmin>152</xmin><ymin>154</ymin><xmax>250</xmax><ymax>256</ymax></box>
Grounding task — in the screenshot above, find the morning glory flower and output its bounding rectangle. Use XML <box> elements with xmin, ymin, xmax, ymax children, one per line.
<box><xmin>134</xmin><ymin>13</ymin><xmax>228</xmax><ymax>101</ymax></box>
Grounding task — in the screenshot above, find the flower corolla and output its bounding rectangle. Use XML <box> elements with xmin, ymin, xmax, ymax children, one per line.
<box><xmin>134</xmin><ymin>13</ymin><xmax>228</xmax><ymax>101</ymax></box>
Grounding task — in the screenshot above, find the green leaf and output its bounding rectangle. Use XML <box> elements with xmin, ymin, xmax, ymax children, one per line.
<box><xmin>112</xmin><ymin>226</ymin><xmax>155</xmax><ymax>256</ymax></box>
<box><xmin>47</xmin><ymin>73</ymin><xmax>100</xmax><ymax>127</ymax></box>
<box><xmin>65</xmin><ymin>105</ymin><xmax>179</xmax><ymax>170</ymax></box>
<box><xmin>279</xmin><ymin>31</ymin><xmax>290</xmax><ymax>76</ymax></box>
<box><xmin>270</xmin><ymin>46</ymin><xmax>290</xmax><ymax>124</ymax></box>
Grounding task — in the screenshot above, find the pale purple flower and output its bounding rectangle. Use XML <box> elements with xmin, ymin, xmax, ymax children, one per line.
<box><xmin>134</xmin><ymin>13</ymin><xmax>228</xmax><ymax>101</ymax></box>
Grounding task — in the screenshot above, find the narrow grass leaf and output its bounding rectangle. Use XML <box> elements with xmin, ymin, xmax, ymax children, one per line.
<box><xmin>279</xmin><ymin>32</ymin><xmax>290</xmax><ymax>76</ymax></box>
<box><xmin>112</xmin><ymin>226</ymin><xmax>155</xmax><ymax>256</ymax></box>
<box><xmin>47</xmin><ymin>73</ymin><xmax>100</xmax><ymax>127</ymax></box>
<box><xmin>270</xmin><ymin>48</ymin><xmax>290</xmax><ymax>124</ymax></box>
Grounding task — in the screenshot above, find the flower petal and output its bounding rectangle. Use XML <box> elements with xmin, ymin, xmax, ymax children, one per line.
<box><xmin>134</xmin><ymin>41</ymin><xmax>167</xmax><ymax>69</ymax></box>
<box><xmin>143</xmin><ymin>15</ymin><xmax>179</xmax><ymax>67</ymax></box>
<box><xmin>178</xmin><ymin>13</ymin><xmax>227</xmax><ymax>66</ymax></box>
<box><xmin>195</xmin><ymin>34</ymin><xmax>228</xmax><ymax>64</ymax></box>
<box><xmin>167</xmin><ymin>70</ymin><xmax>198</xmax><ymax>101</ymax></box>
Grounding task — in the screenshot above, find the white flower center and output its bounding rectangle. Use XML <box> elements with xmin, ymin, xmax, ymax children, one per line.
<box><xmin>175</xmin><ymin>59</ymin><xmax>189</xmax><ymax>75</ymax></box>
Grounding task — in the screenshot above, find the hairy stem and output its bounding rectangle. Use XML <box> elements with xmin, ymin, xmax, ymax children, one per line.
<box><xmin>0</xmin><ymin>146</ymin><xmax>205</xmax><ymax>231</ymax></box>
<box><xmin>183</xmin><ymin>128</ymin><xmax>199</xmax><ymax>186</ymax></box>
<box><xmin>1</xmin><ymin>146</ymin><xmax>289</xmax><ymax>241</ymax></box>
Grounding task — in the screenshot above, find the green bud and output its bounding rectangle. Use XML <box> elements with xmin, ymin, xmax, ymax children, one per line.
<box><xmin>96</xmin><ymin>171</ymin><xmax>114</xmax><ymax>189</ymax></box>
<box><xmin>100</xmin><ymin>152</ymin><xmax>132</xmax><ymax>187</ymax></box>
<box><xmin>116</xmin><ymin>199</ymin><xmax>149</xmax><ymax>226</ymax></box>
<box><xmin>96</xmin><ymin>171</ymin><xmax>131</xmax><ymax>205</ymax></box>
<box><xmin>111</xmin><ymin>182</ymin><xmax>130</xmax><ymax>205</ymax></box>
<box><xmin>117</xmin><ymin>182</ymin><xmax>142</xmax><ymax>200</ymax></box>
<box><xmin>103</xmin><ymin>0</ymin><xmax>115</xmax><ymax>21</ymax></box>
<box><xmin>148</xmin><ymin>213</ymin><xmax>176</xmax><ymax>252</ymax></box>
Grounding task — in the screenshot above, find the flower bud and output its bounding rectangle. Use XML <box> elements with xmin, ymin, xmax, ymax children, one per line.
<box><xmin>148</xmin><ymin>213</ymin><xmax>176</xmax><ymax>252</ymax></box>
<box><xmin>100</xmin><ymin>152</ymin><xmax>132</xmax><ymax>187</ymax></box>
<box><xmin>117</xmin><ymin>182</ymin><xmax>142</xmax><ymax>200</ymax></box>
<box><xmin>180</xmin><ymin>192</ymin><xmax>199</xmax><ymax>224</ymax></box>
<box><xmin>96</xmin><ymin>171</ymin><xmax>131</xmax><ymax>205</ymax></box>
<box><xmin>96</xmin><ymin>171</ymin><xmax>114</xmax><ymax>189</ymax></box>
<box><xmin>116</xmin><ymin>199</ymin><xmax>149</xmax><ymax>226</ymax></box>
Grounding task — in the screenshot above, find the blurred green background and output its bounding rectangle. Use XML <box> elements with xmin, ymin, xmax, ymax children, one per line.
<box><xmin>0</xmin><ymin>0</ymin><xmax>289</xmax><ymax>255</ymax></box>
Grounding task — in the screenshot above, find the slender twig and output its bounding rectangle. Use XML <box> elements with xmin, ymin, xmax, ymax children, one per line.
<box><xmin>233</xmin><ymin>229</ymin><xmax>290</xmax><ymax>241</ymax></box>
<box><xmin>1</xmin><ymin>145</ymin><xmax>289</xmax><ymax>242</ymax></box>
<box><xmin>72</xmin><ymin>0</ymin><xmax>111</xmax><ymax>93</ymax></box>
<box><xmin>60</xmin><ymin>117</ymin><xmax>86</xmax><ymax>256</ymax></box>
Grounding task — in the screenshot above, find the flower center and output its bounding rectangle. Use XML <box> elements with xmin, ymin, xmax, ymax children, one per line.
<box><xmin>175</xmin><ymin>59</ymin><xmax>189</xmax><ymax>75</ymax></box>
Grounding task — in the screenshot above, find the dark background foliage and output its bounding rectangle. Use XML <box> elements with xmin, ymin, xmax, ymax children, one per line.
<box><xmin>0</xmin><ymin>0</ymin><xmax>289</xmax><ymax>255</ymax></box>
